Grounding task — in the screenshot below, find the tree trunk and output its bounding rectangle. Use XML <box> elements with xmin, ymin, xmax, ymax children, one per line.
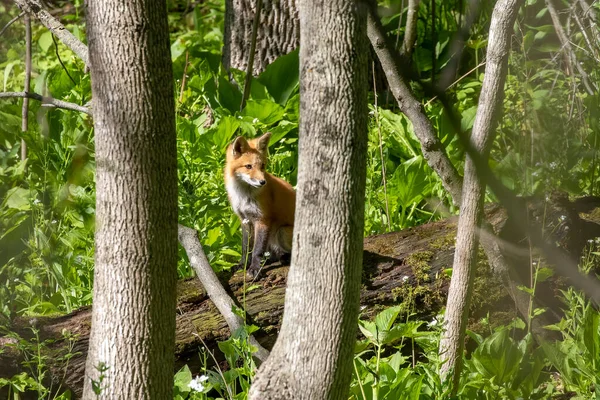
<box><xmin>223</xmin><ymin>0</ymin><xmax>299</xmax><ymax>75</ymax></box>
<box><xmin>82</xmin><ymin>1</ymin><xmax>178</xmax><ymax>399</ymax></box>
<box><xmin>438</xmin><ymin>0</ymin><xmax>524</xmax><ymax>388</ymax></box>
<box><xmin>248</xmin><ymin>1</ymin><xmax>369</xmax><ymax>399</ymax></box>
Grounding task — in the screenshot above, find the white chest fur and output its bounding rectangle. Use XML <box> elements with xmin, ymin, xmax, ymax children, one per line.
<box><xmin>226</xmin><ymin>179</ymin><xmax>263</xmax><ymax>221</ymax></box>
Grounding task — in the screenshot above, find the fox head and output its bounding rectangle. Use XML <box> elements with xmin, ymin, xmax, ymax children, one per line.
<box><xmin>225</xmin><ymin>132</ymin><xmax>271</xmax><ymax>188</ymax></box>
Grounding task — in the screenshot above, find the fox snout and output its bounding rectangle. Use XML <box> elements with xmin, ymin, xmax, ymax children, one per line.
<box><xmin>237</xmin><ymin>172</ymin><xmax>267</xmax><ymax>188</ymax></box>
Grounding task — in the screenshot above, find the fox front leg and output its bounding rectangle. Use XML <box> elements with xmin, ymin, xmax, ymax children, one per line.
<box><xmin>248</xmin><ymin>222</ymin><xmax>270</xmax><ymax>279</ymax></box>
<box><xmin>238</xmin><ymin>219</ymin><xmax>254</xmax><ymax>270</ymax></box>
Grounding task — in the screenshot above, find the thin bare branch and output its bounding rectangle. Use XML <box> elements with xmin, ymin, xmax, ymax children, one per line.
<box><xmin>21</xmin><ymin>14</ymin><xmax>31</xmax><ymax>162</ymax></box>
<box><xmin>0</xmin><ymin>92</ymin><xmax>91</xmax><ymax>114</ymax></box>
<box><xmin>439</xmin><ymin>0</ymin><xmax>525</xmax><ymax>386</ymax></box>
<box><xmin>401</xmin><ymin>0</ymin><xmax>420</xmax><ymax>58</ymax></box>
<box><xmin>177</xmin><ymin>224</ymin><xmax>270</xmax><ymax>364</ymax></box>
<box><xmin>366</xmin><ymin>5</ymin><xmax>463</xmax><ymax>202</ymax></box>
<box><xmin>0</xmin><ymin>11</ymin><xmax>25</xmax><ymax>37</ymax></box>
<box><xmin>13</xmin><ymin>0</ymin><xmax>89</xmax><ymax>68</ymax></box>
<box><xmin>546</xmin><ymin>0</ymin><xmax>596</xmax><ymax>94</ymax></box>
<box><xmin>367</xmin><ymin>1</ymin><xmax>545</xmax><ymax>339</ymax></box>
<box><xmin>372</xmin><ymin>62</ymin><xmax>391</xmax><ymax>232</ymax></box>
<box><xmin>240</xmin><ymin>0</ymin><xmax>264</xmax><ymax>111</ymax></box>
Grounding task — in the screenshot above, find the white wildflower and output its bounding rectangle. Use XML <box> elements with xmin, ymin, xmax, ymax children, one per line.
<box><xmin>33</xmin><ymin>199</ymin><xmax>41</xmax><ymax>205</ymax></box>
<box><xmin>402</xmin><ymin>275</ymin><xmax>409</xmax><ymax>283</ymax></box>
<box><xmin>264</xmin><ymin>251</ymin><xmax>271</xmax><ymax>258</ymax></box>
<box><xmin>559</xmin><ymin>215</ymin><xmax>566</xmax><ymax>221</ymax></box>
<box><xmin>428</xmin><ymin>317</ymin><xmax>439</xmax><ymax>327</ymax></box>
<box><xmin>242</xmin><ymin>218</ymin><xmax>250</xmax><ymax>225</ymax></box>
<box><xmin>189</xmin><ymin>375</ymin><xmax>208</xmax><ymax>392</ymax></box>
<box><xmin>253</xmin><ymin>118</ymin><xmax>259</xmax><ymax>124</ymax></box>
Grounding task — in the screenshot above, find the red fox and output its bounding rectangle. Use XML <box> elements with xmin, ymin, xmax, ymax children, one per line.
<box><xmin>224</xmin><ymin>132</ymin><xmax>296</xmax><ymax>278</ymax></box>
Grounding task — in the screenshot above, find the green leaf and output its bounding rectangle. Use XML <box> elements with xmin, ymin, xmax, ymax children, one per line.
<box><xmin>582</xmin><ymin>304</ymin><xmax>599</xmax><ymax>364</ymax></box>
<box><xmin>3</xmin><ymin>61</ymin><xmax>17</xmax><ymax>91</ymax></box>
<box><xmin>5</xmin><ymin>187</ymin><xmax>30</xmax><ymax>210</ymax></box>
<box><xmin>257</xmin><ymin>49</ymin><xmax>299</xmax><ymax>105</ymax></box>
<box><xmin>174</xmin><ymin>365</ymin><xmax>193</xmax><ymax>393</ymax></box>
<box><xmin>243</xmin><ymin>99</ymin><xmax>285</xmax><ymax>125</ymax></box>
<box><xmin>375</xmin><ymin>305</ymin><xmax>402</xmax><ymax>332</ymax></box>
<box><xmin>218</xmin><ymin>74</ymin><xmax>242</xmax><ymax>112</ymax></box>
<box><xmin>268</xmin><ymin>121</ymin><xmax>297</xmax><ymax>145</ymax></box>
<box><xmin>535</xmin><ymin>267</ymin><xmax>554</xmax><ymax>282</ymax></box>
<box><xmin>212</xmin><ymin>116</ymin><xmax>240</xmax><ymax>150</ymax></box>
<box><xmin>460</xmin><ymin>106</ymin><xmax>478</xmax><ymax>131</ymax></box>
<box><xmin>358</xmin><ymin>320</ymin><xmax>377</xmax><ymax>343</ymax></box>
<box><xmin>39</xmin><ymin>31</ymin><xmax>54</xmax><ymax>53</ymax></box>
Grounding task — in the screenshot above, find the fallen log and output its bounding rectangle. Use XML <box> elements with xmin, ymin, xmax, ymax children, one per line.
<box><xmin>2</xmin><ymin>196</ymin><xmax>600</xmax><ymax>398</ymax></box>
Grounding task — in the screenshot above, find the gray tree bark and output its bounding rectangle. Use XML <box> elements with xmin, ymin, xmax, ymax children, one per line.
<box><xmin>248</xmin><ymin>1</ymin><xmax>369</xmax><ymax>399</ymax></box>
<box><xmin>401</xmin><ymin>0</ymin><xmax>420</xmax><ymax>58</ymax></box>
<box><xmin>438</xmin><ymin>0</ymin><xmax>524</xmax><ymax>388</ymax></box>
<box><xmin>366</xmin><ymin>3</ymin><xmax>551</xmax><ymax>341</ymax></box>
<box><xmin>82</xmin><ymin>1</ymin><xmax>178</xmax><ymax>398</ymax></box>
<box><xmin>223</xmin><ymin>0</ymin><xmax>299</xmax><ymax>75</ymax></box>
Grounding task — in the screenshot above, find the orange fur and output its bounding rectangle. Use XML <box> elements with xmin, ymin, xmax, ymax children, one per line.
<box><xmin>224</xmin><ymin>133</ymin><xmax>295</xmax><ymax>276</ymax></box>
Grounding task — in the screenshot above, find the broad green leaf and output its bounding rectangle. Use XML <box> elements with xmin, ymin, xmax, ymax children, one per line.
<box><xmin>257</xmin><ymin>49</ymin><xmax>299</xmax><ymax>105</ymax></box>
<box><xmin>3</xmin><ymin>61</ymin><xmax>17</xmax><ymax>91</ymax></box>
<box><xmin>268</xmin><ymin>121</ymin><xmax>297</xmax><ymax>145</ymax></box>
<box><xmin>218</xmin><ymin>74</ymin><xmax>242</xmax><ymax>112</ymax></box>
<box><xmin>212</xmin><ymin>116</ymin><xmax>240</xmax><ymax>150</ymax></box>
<box><xmin>375</xmin><ymin>305</ymin><xmax>402</xmax><ymax>332</ymax></box>
<box><xmin>582</xmin><ymin>304</ymin><xmax>599</xmax><ymax>365</ymax></box>
<box><xmin>5</xmin><ymin>187</ymin><xmax>30</xmax><ymax>210</ymax></box>
<box><xmin>39</xmin><ymin>31</ymin><xmax>54</xmax><ymax>53</ymax></box>
<box><xmin>460</xmin><ymin>106</ymin><xmax>478</xmax><ymax>131</ymax></box>
<box><xmin>243</xmin><ymin>99</ymin><xmax>285</xmax><ymax>125</ymax></box>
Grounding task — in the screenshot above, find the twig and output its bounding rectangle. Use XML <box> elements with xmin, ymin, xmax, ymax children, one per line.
<box><xmin>571</xmin><ymin>3</ymin><xmax>599</xmax><ymax>60</ymax></box>
<box><xmin>51</xmin><ymin>34</ymin><xmax>77</xmax><ymax>87</ymax></box>
<box><xmin>424</xmin><ymin>61</ymin><xmax>486</xmax><ymax>107</ymax></box>
<box><xmin>0</xmin><ymin>11</ymin><xmax>25</xmax><ymax>37</ymax></box>
<box><xmin>366</xmin><ymin>3</ymin><xmax>463</xmax><ymax>202</ymax></box>
<box><xmin>240</xmin><ymin>0</ymin><xmax>263</xmax><ymax>110</ymax></box>
<box><xmin>367</xmin><ymin>0</ymin><xmax>546</xmax><ymax>345</ymax></box>
<box><xmin>13</xmin><ymin>0</ymin><xmax>89</xmax><ymax>68</ymax></box>
<box><xmin>372</xmin><ymin>62</ymin><xmax>391</xmax><ymax>232</ymax></box>
<box><xmin>177</xmin><ymin>224</ymin><xmax>270</xmax><ymax>364</ymax></box>
<box><xmin>546</xmin><ymin>0</ymin><xmax>596</xmax><ymax>95</ymax></box>
<box><xmin>0</xmin><ymin>92</ymin><xmax>91</xmax><ymax>114</ymax></box>
<box><xmin>402</xmin><ymin>0</ymin><xmax>420</xmax><ymax>58</ymax></box>
<box><xmin>178</xmin><ymin>50</ymin><xmax>189</xmax><ymax>103</ymax></box>
<box><xmin>21</xmin><ymin>14</ymin><xmax>32</xmax><ymax>162</ymax></box>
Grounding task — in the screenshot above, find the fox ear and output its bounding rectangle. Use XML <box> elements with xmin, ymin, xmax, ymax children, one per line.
<box><xmin>257</xmin><ymin>132</ymin><xmax>272</xmax><ymax>151</ymax></box>
<box><xmin>232</xmin><ymin>136</ymin><xmax>249</xmax><ymax>158</ymax></box>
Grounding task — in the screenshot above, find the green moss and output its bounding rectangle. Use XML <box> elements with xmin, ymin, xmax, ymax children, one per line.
<box><xmin>405</xmin><ymin>251</ymin><xmax>433</xmax><ymax>283</ymax></box>
<box><xmin>430</xmin><ymin>230</ymin><xmax>456</xmax><ymax>250</ymax></box>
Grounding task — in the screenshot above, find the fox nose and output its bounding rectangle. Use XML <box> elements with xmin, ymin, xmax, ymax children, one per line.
<box><xmin>259</xmin><ymin>179</ymin><xmax>266</xmax><ymax>186</ymax></box>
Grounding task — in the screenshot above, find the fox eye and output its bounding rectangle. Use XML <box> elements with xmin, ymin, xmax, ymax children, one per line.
<box><xmin>245</xmin><ymin>164</ymin><xmax>252</xmax><ymax>170</ymax></box>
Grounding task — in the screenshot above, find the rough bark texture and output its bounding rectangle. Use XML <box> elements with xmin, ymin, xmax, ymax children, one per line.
<box><xmin>367</xmin><ymin>5</ymin><xmax>463</xmax><ymax>202</ymax></box>
<box><xmin>177</xmin><ymin>225</ymin><xmax>270</xmax><ymax>363</ymax></box>
<box><xmin>365</xmin><ymin>1</ymin><xmax>553</xmax><ymax>339</ymax></box>
<box><xmin>438</xmin><ymin>0</ymin><xmax>524</xmax><ymax>386</ymax></box>
<box><xmin>545</xmin><ymin>0</ymin><xmax>596</xmax><ymax>95</ymax></box>
<box><xmin>401</xmin><ymin>0</ymin><xmax>420</xmax><ymax>58</ymax></box>
<box><xmin>248</xmin><ymin>1</ymin><xmax>369</xmax><ymax>399</ymax></box>
<box><xmin>223</xmin><ymin>0</ymin><xmax>299</xmax><ymax>75</ymax></box>
<box><xmin>14</xmin><ymin>0</ymin><xmax>89</xmax><ymax>68</ymax></box>
<box><xmin>82</xmin><ymin>1</ymin><xmax>178</xmax><ymax>399</ymax></box>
